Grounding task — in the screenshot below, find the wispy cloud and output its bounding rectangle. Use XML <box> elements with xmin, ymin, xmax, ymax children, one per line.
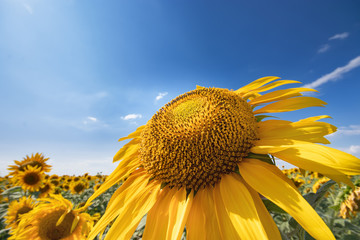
<box><xmin>329</xmin><ymin>125</ymin><xmax>360</xmax><ymax>137</ymax></box>
<box><xmin>121</xmin><ymin>114</ymin><xmax>142</xmax><ymax>120</ymax></box>
<box><xmin>317</xmin><ymin>44</ymin><xmax>330</xmax><ymax>53</ymax></box>
<box><xmin>23</xmin><ymin>3</ymin><xmax>33</xmax><ymax>15</ymax></box>
<box><xmin>329</xmin><ymin>32</ymin><xmax>349</xmax><ymax>40</ymax></box>
<box><xmin>155</xmin><ymin>92</ymin><xmax>168</xmax><ymax>101</ymax></box>
<box><xmin>86</xmin><ymin>116</ymin><xmax>97</xmax><ymax>122</ymax></box>
<box><xmin>303</xmin><ymin>55</ymin><xmax>360</xmax><ymax>89</ymax></box>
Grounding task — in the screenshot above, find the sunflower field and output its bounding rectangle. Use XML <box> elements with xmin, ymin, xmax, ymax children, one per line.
<box><xmin>1</xmin><ymin>78</ymin><xmax>360</xmax><ymax>239</ymax></box>
<box><xmin>0</xmin><ymin>153</ymin><xmax>359</xmax><ymax>239</ymax></box>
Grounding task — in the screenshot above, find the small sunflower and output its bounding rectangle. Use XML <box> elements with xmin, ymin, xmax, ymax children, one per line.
<box><xmin>39</xmin><ymin>180</ymin><xmax>55</xmax><ymax>198</ymax></box>
<box><xmin>8</xmin><ymin>153</ymin><xmax>51</xmax><ymax>177</ymax></box>
<box><xmin>15</xmin><ymin>165</ymin><xmax>44</xmax><ymax>192</ymax></box>
<box><xmin>10</xmin><ymin>194</ymin><xmax>93</xmax><ymax>240</ymax></box>
<box><xmin>85</xmin><ymin>77</ymin><xmax>360</xmax><ymax>240</ymax></box>
<box><xmin>312</xmin><ymin>177</ymin><xmax>330</xmax><ymax>193</ymax></box>
<box><xmin>70</xmin><ymin>181</ymin><xmax>88</xmax><ymax>195</ymax></box>
<box><xmin>5</xmin><ymin>196</ymin><xmax>37</xmax><ymax>231</ymax></box>
<box><xmin>339</xmin><ymin>187</ymin><xmax>360</xmax><ymax>219</ymax></box>
<box><xmin>61</xmin><ymin>183</ymin><xmax>71</xmax><ymax>191</ymax></box>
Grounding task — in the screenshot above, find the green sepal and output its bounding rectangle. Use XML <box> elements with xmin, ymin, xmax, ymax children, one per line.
<box><xmin>246</xmin><ymin>153</ymin><xmax>275</xmax><ymax>165</ymax></box>
<box><xmin>255</xmin><ymin>115</ymin><xmax>277</xmax><ymax>122</ymax></box>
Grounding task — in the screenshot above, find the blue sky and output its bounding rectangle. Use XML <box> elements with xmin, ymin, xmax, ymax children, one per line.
<box><xmin>1</xmin><ymin>0</ymin><xmax>360</xmax><ymax>176</ymax></box>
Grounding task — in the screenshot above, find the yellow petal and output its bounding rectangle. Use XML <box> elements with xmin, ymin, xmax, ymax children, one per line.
<box><xmin>118</xmin><ymin>125</ymin><xmax>145</xmax><ymax>141</ymax></box>
<box><xmin>113</xmin><ymin>138</ymin><xmax>141</xmax><ymax>162</ymax></box>
<box><xmin>249</xmin><ymin>87</ymin><xmax>317</xmax><ymax>105</ymax></box>
<box><xmin>241</xmin><ymin>176</ymin><xmax>281</xmax><ymax>240</ymax></box>
<box><xmin>142</xmin><ymin>187</ymin><xmax>176</xmax><ymax>240</ymax></box>
<box><xmin>244</xmin><ymin>158</ymin><xmax>299</xmax><ymax>192</ymax></box>
<box><xmin>252</xmin><ymin>139</ymin><xmax>360</xmax><ymax>176</ymax></box>
<box><xmin>298</xmin><ymin>115</ymin><xmax>332</xmax><ymax>122</ymax></box>
<box><xmin>215</xmin><ymin>173</ymin><xmax>269</xmax><ymax>239</ymax></box>
<box><xmin>257</xmin><ymin>119</ymin><xmax>336</xmax><ymax>144</ymax></box>
<box><xmin>235</xmin><ymin>76</ymin><xmax>280</xmax><ymax>95</ymax></box>
<box><xmin>87</xmin><ymin>170</ymin><xmax>159</xmax><ymax>239</ymax></box>
<box><xmin>253</xmin><ymin>97</ymin><xmax>326</xmax><ymax>114</ymax></box>
<box><xmin>104</xmin><ymin>179</ymin><xmax>161</xmax><ymax>240</ymax></box>
<box><xmin>239</xmin><ymin>160</ymin><xmax>335</xmax><ymax>240</ymax></box>
<box><xmin>186</xmin><ymin>188</ymin><xmax>222</xmax><ymax>240</ymax></box>
<box><xmin>82</xmin><ymin>158</ymin><xmax>140</xmax><ymax>210</ymax></box>
<box><xmin>167</xmin><ymin>188</ymin><xmax>193</xmax><ymax>240</ymax></box>
<box><xmin>243</xmin><ymin>80</ymin><xmax>301</xmax><ymax>97</ymax></box>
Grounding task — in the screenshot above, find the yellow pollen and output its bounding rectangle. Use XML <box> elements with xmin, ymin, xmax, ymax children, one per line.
<box><xmin>140</xmin><ymin>88</ymin><xmax>258</xmax><ymax>190</ymax></box>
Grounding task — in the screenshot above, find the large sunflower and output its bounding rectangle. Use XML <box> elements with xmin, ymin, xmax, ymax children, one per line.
<box><xmin>5</xmin><ymin>196</ymin><xmax>38</xmax><ymax>231</ymax></box>
<box><xmin>15</xmin><ymin>165</ymin><xmax>44</xmax><ymax>192</ymax></box>
<box><xmin>8</xmin><ymin>153</ymin><xmax>51</xmax><ymax>177</ymax></box>
<box><xmin>85</xmin><ymin>77</ymin><xmax>360</xmax><ymax>240</ymax></box>
<box><xmin>10</xmin><ymin>194</ymin><xmax>93</xmax><ymax>240</ymax></box>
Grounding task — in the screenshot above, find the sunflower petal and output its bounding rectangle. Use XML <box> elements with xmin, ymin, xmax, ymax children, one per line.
<box><xmin>239</xmin><ymin>160</ymin><xmax>335</xmax><ymax>240</ymax></box>
<box><xmin>113</xmin><ymin>138</ymin><xmax>141</xmax><ymax>162</ymax></box>
<box><xmin>243</xmin><ymin>80</ymin><xmax>301</xmax><ymax>97</ymax></box>
<box><xmin>249</xmin><ymin>88</ymin><xmax>317</xmax><ymax>105</ymax></box>
<box><xmin>104</xmin><ymin>179</ymin><xmax>161</xmax><ymax>240</ymax></box>
<box><xmin>252</xmin><ymin>139</ymin><xmax>360</xmax><ymax>176</ymax></box>
<box><xmin>215</xmin><ymin>173</ymin><xmax>269</xmax><ymax>239</ymax></box>
<box><xmin>87</xmin><ymin>170</ymin><xmax>150</xmax><ymax>238</ymax></box>
<box><xmin>253</xmin><ymin>97</ymin><xmax>326</xmax><ymax>114</ymax></box>
<box><xmin>186</xmin><ymin>188</ymin><xmax>222</xmax><ymax>240</ymax></box>
<box><xmin>118</xmin><ymin>125</ymin><xmax>145</xmax><ymax>141</ymax></box>
<box><xmin>235</xmin><ymin>76</ymin><xmax>280</xmax><ymax>94</ymax></box>
<box><xmin>142</xmin><ymin>187</ymin><xmax>176</xmax><ymax>240</ymax></box>
<box><xmin>167</xmin><ymin>188</ymin><xmax>193</xmax><ymax>240</ymax></box>
<box><xmin>242</xmin><ymin>176</ymin><xmax>281</xmax><ymax>240</ymax></box>
<box><xmin>88</xmin><ymin>172</ymin><xmax>160</xmax><ymax>240</ymax></box>
<box><xmin>82</xmin><ymin>158</ymin><xmax>140</xmax><ymax>210</ymax></box>
<box><xmin>244</xmin><ymin>158</ymin><xmax>299</xmax><ymax>192</ymax></box>
<box><xmin>257</xmin><ymin>119</ymin><xmax>336</xmax><ymax>144</ymax></box>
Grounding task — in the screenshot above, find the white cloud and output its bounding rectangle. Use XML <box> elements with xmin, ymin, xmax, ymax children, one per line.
<box><xmin>329</xmin><ymin>32</ymin><xmax>349</xmax><ymax>40</ymax></box>
<box><xmin>349</xmin><ymin>145</ymin><xmax>360</xmax><ymax>154</ymax></box>
<box><xmin>329</xmin><ymin>125</ymin><xmax>360</xmax><ymax>137</ymax></box>
<box><xmin>121</xmin><ymin>114</ymin><xmax>142</xmax><ymax>120</ymax></box>
<box><xmin>82</xmin><ymin>116</ymin><xmax>99</xmax><ymax>125</ymax></box>
<box><xmin>23</xmin><ymin>3</ymin><xmax>33</xmax><ymax>14</ymax></box>
<box><xmin>317</xmin><ymin>44</ymin><xmax>330</xmax><ymax>53</ymax></box>
<box><xmin>155</xmin><ymin>92</ymin><xmax>168</xmax><ymax>101</ymax></box>
<box><xmin>87</xmin><ymin>116</ymin><xmax>97</xmax><ymax>122</ymax></box>
<box><xmin>303</xmin><ymin>55</ymin><xmax>360</xmax><ymax>89</ymax></box>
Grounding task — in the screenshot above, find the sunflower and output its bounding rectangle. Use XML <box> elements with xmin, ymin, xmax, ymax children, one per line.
<box><xmin>70</xmin><ymin>181</ymin><xmax>88</xmax><ymax>195</ymax></box>
<box><xmin>339</xmin><ymin>187</ymin><xmax>360</xmax><ymax>219</ymax></box>
<box><xmin>8</xmin><ymin>153</ymin><xmax>51</xmax><ymax>177</ymax></box>
<box><xmin>84</xmin><ymin>77</ymin><xmax>360</xmax><ymax>240</ymax></box>
<box><xmin>5</xmin><ymin>196</ymin><xmax>38</xmax><ymax>231</ymax></box>
<box><xmin>38</xmin><ymin>180</ymin><xmax>55</xmax><ymax>198</ymax></box>
<box><xmin>10</xmin><ymin>194</ymin><xmax>93</xmax><ymax>240</ymax></box>
<box><xmin>15</xmin><ymin>165</ymin><xmax>44</xmax><ymax>192</ymax></box>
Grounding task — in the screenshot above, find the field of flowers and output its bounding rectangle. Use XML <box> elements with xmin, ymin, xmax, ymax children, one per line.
<box><xmin>0</xmin><ymin>153</ymin><xmax>360</xmax><ymax>239</ymax></box>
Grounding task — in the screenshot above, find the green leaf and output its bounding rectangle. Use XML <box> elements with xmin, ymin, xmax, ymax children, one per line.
<box><xmin>289</xmin><ymin>180</ymin><xmax>337</xmax><ymax>235</ymax></box>
<box><xmin>246</xmin><ymin>153</ymin><xmax>275</xmax><ymax>165</ymax></box>
<box><xmin>302</xmin><ymin>180</ymin><xmax>336</xmax><ymax>207</ymax></box>
<box><xmin>262</xmin><ymin>199</ymin><xmax>287</xmax><ymax>214</ymax></box>
<box><xmin>1</xmin><ymin>186</ymin><xmax>22</xmax><ymax>195</ymax></box>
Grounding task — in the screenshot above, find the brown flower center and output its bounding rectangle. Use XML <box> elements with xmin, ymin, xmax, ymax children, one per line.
<box><xmin>24</xmin><ymin>172</ymin><xmax>40</xmax><ymax>185</ymax></box>
<box><xmin>39</xmin><ymin>210</ymin><xmax>77</xmax><ymax>240</ymax></box>
<box><xmin>140</xmin><ymin>88</ymin><xmax>258</xmax><ymax>190</ymax></box>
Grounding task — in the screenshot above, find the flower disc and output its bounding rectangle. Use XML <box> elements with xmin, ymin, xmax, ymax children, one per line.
<box><xmin>140</xmin><ymin>87</ymin><xmax>258</xmax><ymax>190</ymax></box>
